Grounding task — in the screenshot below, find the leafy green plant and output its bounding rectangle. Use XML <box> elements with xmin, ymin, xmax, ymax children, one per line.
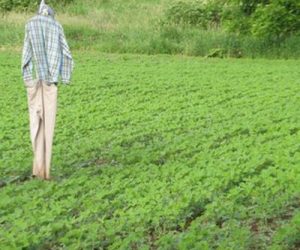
<box><xmin>223</xmin><ymin>0</ymin><xmax>300</xmax><ymax>39</ymax></box>
<box><xmin>0</xmin><ymin>49</ymin><xmax>300</xmax><ymax>249</ymax></box>
<box><xmin>162</xmin><ymin>0</ymin><xmax>222</xmax><ymax>29</ymax></box>
<box><xmin>251</xmin><ymin>0</ymin><xmax>300</xmax><ymax>39</ymax></box>
<box><xmin>0</xmin><ymin>0</ymin><xmax>74</xmax><ymax>12</ymax></box>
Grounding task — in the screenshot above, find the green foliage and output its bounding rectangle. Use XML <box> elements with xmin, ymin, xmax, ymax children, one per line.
<box><xmin>0</xmin><ymin>0</ymin><xmax>300</xmax><ymax>58</ymax></box>
<box><xmin>251</xmin><ymin>0</ymin><xmax>300</xmax><ymax>39</ymax></box>
<box><xmin>271</xmin><ymin>211</ymin><xmax>300</xmax><ymax>249</ymax></box>
<box><xmin>223</xmin><ymin>0</ymin><xmax>300</xmax><ymax>39</ymax></box>
<box><xmin>0</xmin><ymin>51</ymin><xmax>300</xmax><ymax>249</ymax></box>
<box><xmin>229</xmin><ymin>0</ymin><xmax>270</xmax><ymax>16</ymax></box>
<box><xmin>163</xmin><ymin>0</ymin><xmax>222</xmax><ymax>29</ymax></box>
<box><xmin>0</xmin><ymin>0</ymin><xmax>74</xmax><ymax>12</ymax></box>
<box><xmin>162</xmin><ymin>0</ymin><xmax>300</xmax><ymax>44</ymax></box>
<box><xmin>222</xmin><ymin>3</ymin><xmax>253</xmax><ymax>35</ymax></box>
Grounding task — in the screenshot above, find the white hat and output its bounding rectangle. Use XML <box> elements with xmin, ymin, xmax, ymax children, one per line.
<box><xmin>38</xmin><ymin>0</ymin><xmax>55</xmax><ymax>17</ymax></box>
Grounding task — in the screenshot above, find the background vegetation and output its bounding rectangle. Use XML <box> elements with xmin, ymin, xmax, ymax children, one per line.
<box><xmin>0</xmin><ymin>0</ymin><xmax>299</xmax><ymax>58</ymax></box>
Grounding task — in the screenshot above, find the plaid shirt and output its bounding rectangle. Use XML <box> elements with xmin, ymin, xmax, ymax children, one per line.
<box><xmin>22</xmin><ymin>15</ymin><xmax>74</xmax><ymax>84</ymax></box>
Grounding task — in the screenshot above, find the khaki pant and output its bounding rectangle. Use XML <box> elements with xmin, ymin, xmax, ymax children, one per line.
<box><xmin>25</xmin><ymin>79</ymin><xmax>58</xmax><ymax>180</ymax></box>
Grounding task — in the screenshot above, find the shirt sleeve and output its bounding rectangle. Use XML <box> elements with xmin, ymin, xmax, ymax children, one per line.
<box><xmin>21</xmin><ymin>24</ymin><xmax>33</xmax><ymax>82</ymax></box>
<box><xmin>59</xmin><ymin>26</ymin><xmax>74</xmax><ymax>84</ymax></box>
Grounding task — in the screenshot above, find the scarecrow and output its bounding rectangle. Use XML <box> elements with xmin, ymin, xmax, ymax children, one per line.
<box><xmin>21</xmin><ymin>0</ymin><xmax>74</xmax><ymax>180</ymax></box>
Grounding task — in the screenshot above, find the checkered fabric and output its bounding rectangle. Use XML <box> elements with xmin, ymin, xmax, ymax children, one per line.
<box><xmin>22</xmin><ymin>15</ymin><xmax>74</xmax><ymax>84</ymax></box>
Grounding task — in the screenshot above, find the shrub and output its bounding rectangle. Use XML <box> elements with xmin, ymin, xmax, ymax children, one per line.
<box><xmin>251</xmin><ymin>0</ymin><xmax>300</xmax><ymax>39</ymax></box>
<box><xmin>222</xmin><ymin>0</ymin><xmax>300</xmax><ymax>39</ymax></box>
<box><xmin>221</xmin><ymin>4</ymin><xmax>252</xmax><ymax>35</ymax></box>
<box><xmin>163</xmin><ymin>0</ymin><xmax>222</xmax><ymax>29</ymax></box>
<box><xmin>229</xmin><ymin>0</ymin><xmax>270</xmax><ymax>16</ymax></box>
<box><xmin>0</xmin><ymin>0</ymin><xmax>74</xmax><ymax>12</ymax></box>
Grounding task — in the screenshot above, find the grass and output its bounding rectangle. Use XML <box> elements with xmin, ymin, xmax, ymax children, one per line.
<box><xmin>1</xmin><ymin>0</ymin><xmax>300</xmax><ymax>58</ymax></box>
<box><xmin>0</xmin><ymin>50</ymin><xmax>299</xmax><ymax>249</ymax></box>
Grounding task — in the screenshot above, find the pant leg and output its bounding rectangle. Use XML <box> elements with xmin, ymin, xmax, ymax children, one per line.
<box><xmin>41</xmin><ymin>81</ymin><xmax>58</xmax><ymax>180</ymax></box>
<box><xmin>26</xmin><ymin>80</ymin><xmax>46</xmax><ymax>178</ymax></box>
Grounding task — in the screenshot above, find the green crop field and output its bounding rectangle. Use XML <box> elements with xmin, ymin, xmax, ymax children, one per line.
<box><xmin>0</xmin><ymin>50</ymin><xmax>300</xmax><ymax>249</ymax></box>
